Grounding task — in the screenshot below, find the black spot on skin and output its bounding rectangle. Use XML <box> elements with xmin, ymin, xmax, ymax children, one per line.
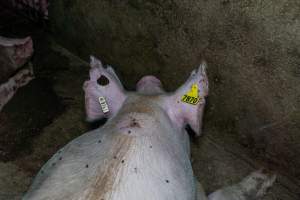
<box><xmin>113</xmin><ymin>156</ymin><xmax>117</xmax><ymax>159</ymax></box>
<box><xmin>130</xmin><ymin>121</ymin><xmax>141</xmax><ymax>128</ymax></box>
<box><xmin>98</xmin><ymin>140</ymin><xmax>102</xmax><ymax>143</ymax></box>
<box><xmin>97</xmin><ymin>75</ymin><xmax>109</xmax><ymax>86</ymax></box>
<box><xmin>121</xmin><ymin>160</ymin><xmax>125</xmax><ymax>163</ymax></box>
<box><xmin>86</xmin><ymin>164</ymin><xmax>89</xmax><ymax>168</ymax></box>
<box><xmin>59</xmin><ymin>157</ymin><xmax>62</xmax><ymax>160</ymax></box>
<box><xmin>165</xmin><ymin>180</ymin><xmax>169</xmax><ymax>183</ymax></box>
<box><xmin>149</xmin><ymin>145</ymin><xmax>152</xmax><ymax>148</ymax></box>
<box><xmin>128</xmin><ymin>130</ymin><xmax>131</xmax><ymax>134</ymax></box>
<box><xmin>134</xmin><ymin>167</ymin><xmax>138</xmax><ymax>173</ymax></box>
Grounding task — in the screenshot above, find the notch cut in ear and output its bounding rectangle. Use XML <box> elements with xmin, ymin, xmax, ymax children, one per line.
<box><xmin>83</xmin><ymin>56</ymin><xmax>127</xmax><ymax>122</ymax></box>
<box><xmin>163</xmin><ymin>62</ymin><xmax>209</xmax><ymax>136</ymax></box>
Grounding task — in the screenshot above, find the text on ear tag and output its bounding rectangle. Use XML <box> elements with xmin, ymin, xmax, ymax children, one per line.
<box><xmin>98</xmin><ymin>96</ymin><xmax>109</xmax><ymax>113</ymax></box>
<box><xmin>181</xmin><ymin>84</ymin><xmax>200</xmax><ymax>105</ymax></box>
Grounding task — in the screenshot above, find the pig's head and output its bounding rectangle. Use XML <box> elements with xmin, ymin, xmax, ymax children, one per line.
<box><xmin>83</xmin><ymin>56</ymin><xmax>208</xmax><ymax>135</ymax></box>
<box><xmin>0</xmin><ymin>36</ymin><xmax>33</xmax><ymax>68</ymax></box>
<box><xmin>136</xmin><ymin>75</ymin><xmax>164</xmax><ymax>94</ymax></box>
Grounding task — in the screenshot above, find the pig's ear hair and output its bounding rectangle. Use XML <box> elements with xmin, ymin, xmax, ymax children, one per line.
<box><xmin>83</xmin><ymin>56</ymin><xmax>127</xmax><ymax>122</ymax></box>
<box><xmin>164</xmin><ymin>62</ymin><xmax>208</xmax><ymax>136</ymax></box>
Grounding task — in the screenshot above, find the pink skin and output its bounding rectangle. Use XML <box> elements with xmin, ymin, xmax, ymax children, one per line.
<box><xmin>0</xmin><ymin>36</ymin><xmax>34</xmax><ymax>111</ymax></box>
<box><xmin>83</xmin><ymin>56</ymin><xmax>127</xmax><ymax>121</ymax></box>
<box><xmin>0</xmin><ymin>36</ymin><xmax>33</xmax><ymax>82</ymax></box>
<box><xmin>83</xmin><ymin>56</ymin><xmax>208</xmax><ymax>136</ymax></box>
<box><xmin>0</xmin><ymin>65</ymin><xmax>34</xmax><ymax>111</ymax></box>
<box><xmin>162</xmin><ymin>65</ymin><xmax>209</xmax><ymax>135</ymax></box>
<box><xmin>136</xmin><ymin>75</ymin><xmax>164</xmax><ymax>94</ymax></box>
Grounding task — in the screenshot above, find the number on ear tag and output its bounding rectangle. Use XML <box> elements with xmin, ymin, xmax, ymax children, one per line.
<box><xmin>98</xmin><ymin>96</ymin><xmax>109</xmax><ymax>113</ymax></box>
<box><xmin>181</xmin><ymin>84</ymin><xmax>200</xmax><ymax>105</ymax></box>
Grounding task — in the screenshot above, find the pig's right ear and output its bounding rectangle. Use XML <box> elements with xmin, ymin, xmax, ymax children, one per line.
<box><xmin>83</xmin><ymin>56</ymin><xmax>127</xmax><ymax>122</ymax></box>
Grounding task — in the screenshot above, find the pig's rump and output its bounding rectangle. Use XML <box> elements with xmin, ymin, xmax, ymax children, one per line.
<box><xmin>23</xmin><ymin>112</ymin><xmax>196</xmax><ymax>200</ymax></box>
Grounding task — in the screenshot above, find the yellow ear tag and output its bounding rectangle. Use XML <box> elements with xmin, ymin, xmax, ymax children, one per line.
<box><xmin>181</xmin><ymin>84</ymin><xmax>200</xmax><ymax>105</ymax></box>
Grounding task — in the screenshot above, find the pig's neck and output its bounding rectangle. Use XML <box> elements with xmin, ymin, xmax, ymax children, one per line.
<box><xmin>99</xmin><ymin>101</ymin><xmax>193</xmax><ymax>199</ymax></box>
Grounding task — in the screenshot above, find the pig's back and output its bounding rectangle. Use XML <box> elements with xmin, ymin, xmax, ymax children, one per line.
<box><xmin>23</xmin><ymin>111</ymin><xmax>195</xmax><ymax>200</ymax></box>
<box><xmin>23</xmin><ymin>128</ymin><xmax>119</xmax><ymax>200</ymax></box>
<box><xmin>109</xmin><ymin>125</ymin><xmax>196</xmax><ymax>200</ymax></box>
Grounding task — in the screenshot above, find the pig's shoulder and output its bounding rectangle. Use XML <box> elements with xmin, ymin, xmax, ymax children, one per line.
<box><xmin>24</xmin><ymin>128</ymin><xmax>120</xmax><ymax>199</ymax></box>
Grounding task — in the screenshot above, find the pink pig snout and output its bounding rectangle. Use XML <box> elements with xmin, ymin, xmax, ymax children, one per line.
<box><xmin>136</xmin><ymin>75</ymin><xmax>164</xmax><ymax>94</ymax></box>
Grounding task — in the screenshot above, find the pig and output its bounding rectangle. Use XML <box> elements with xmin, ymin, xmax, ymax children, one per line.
<box><xmin>0</xmin><ymin>64</ymin><xmax>34</xmax><ymax>111</ymax></box>
<box><xmin>23</xmin><ymin>56</ymin><xmax>275</xmax><ymax>200</ymax></box>
<box><xmin>0</xmin><ymin>36</ymin><xmax>33</xmax><ymax>83</ymax></box>
<box><xmin>0</xmin><ymin>36</ymin><xmax>34</xmax><ymax>111</ymax></box>
<box><xmin>11</xmin><ymin>0</ymin><xmax>49</xmax><ymax>18</ymax></box>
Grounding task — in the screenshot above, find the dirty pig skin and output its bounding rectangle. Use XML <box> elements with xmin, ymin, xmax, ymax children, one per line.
<box><xmin>23</xmin><ymin>56</ymin><xmax>276</xmax><ymax>200</ymax></box>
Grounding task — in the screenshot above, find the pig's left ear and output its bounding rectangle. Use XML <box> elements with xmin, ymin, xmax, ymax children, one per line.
<box><xmin>163</xmin><ymin>62</ymin><xmax>208</xmax><ymax>136</ymax></box>
<box><xmin>83</xmin><ymin>56</ymin><xmax>127</xmax><ymax>122</ymax></box>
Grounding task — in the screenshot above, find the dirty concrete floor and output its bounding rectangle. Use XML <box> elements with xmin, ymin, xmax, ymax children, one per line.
<box><xmin>0</xmin><ymin>9</ymin><xmax>299</xmax><ymax>200</ymax></box>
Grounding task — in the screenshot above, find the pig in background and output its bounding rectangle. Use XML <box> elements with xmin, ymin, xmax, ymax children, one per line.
<box><xmin>0</xmin><ymin>36</ymin><xmax>34</xmax><ymax>112</ymax></box>
<box><xmin>23</xmin><ymin>56</ymin><xmax>275</xmax><ymax>200</ymax></box>
<box><xmin>10</xmin><ymin>0</ymin><xmax>48</xmax><ymax>18</ymax></box>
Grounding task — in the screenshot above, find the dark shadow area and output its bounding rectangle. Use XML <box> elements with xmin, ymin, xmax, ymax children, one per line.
<box><xmin>0</xmin><ymin>78</ymin><xmax>65</xmax><ymax>161</ymax></box>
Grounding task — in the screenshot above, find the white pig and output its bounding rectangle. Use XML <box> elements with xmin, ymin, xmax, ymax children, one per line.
<box><xmin>23</xmin><ymin>56</ymin><xmax>275</xmax><ymax>200</ymax></box>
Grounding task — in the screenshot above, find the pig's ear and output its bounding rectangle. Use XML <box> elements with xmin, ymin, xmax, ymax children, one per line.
<box><xmin>83</xmin><ymin>56</ymin><xmax>127</xmax><ymax>122</ymax></box>
<box><xmin>164</xmin><ymin>62</ymin><xmax>208</xmax><ymax>136</ymax></box>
